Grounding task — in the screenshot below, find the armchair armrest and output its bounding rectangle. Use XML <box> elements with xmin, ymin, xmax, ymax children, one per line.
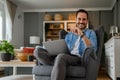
<box><xmin>82</xmin><ymin>47</ymin><xmax>99</xmax><ymax>80</ymax></box>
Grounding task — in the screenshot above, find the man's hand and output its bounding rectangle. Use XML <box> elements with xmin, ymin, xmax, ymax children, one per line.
<box><xmin>70</xmin><ymin>27</ymin><xmax>84</xmax><ymax>36</ymax></box>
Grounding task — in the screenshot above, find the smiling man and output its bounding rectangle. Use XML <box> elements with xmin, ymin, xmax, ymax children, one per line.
<box><xmin>51</xmin><ymin>9</ymin><xmax>97</xmax><ymax>80</ymax></box>
<box><xmin>67</xmin><ymin>9</ymin><xmax>97</xmax><ymax>54</ymax></box>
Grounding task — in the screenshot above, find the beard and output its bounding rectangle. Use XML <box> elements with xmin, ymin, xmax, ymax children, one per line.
<box><xmin>76</xmin><ymin>23</ymin><xmax>86</xmax><ymax>30</ymax></box>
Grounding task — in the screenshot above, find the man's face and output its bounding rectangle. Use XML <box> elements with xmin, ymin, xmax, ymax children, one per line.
<box><xmin>76</xmin><ymin>12</ymin><xmax>88</xmax><ymax>30</ymax></box>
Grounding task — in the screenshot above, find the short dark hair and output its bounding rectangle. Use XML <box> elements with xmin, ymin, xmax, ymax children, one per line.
<box><xmin>76</xmin><ymin>9</ymin><xmax>89</xmax><ymax>19</ymax></box>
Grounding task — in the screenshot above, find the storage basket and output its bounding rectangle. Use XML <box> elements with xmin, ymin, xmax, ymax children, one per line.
<box><xmin>54</xmin><ymin>14</ymin><xmax>63</xmax><ymax>21</ymax></box>
<box><xmin>44</xmin><ymin>14</ymin><xmax>52</xmax><ymax>21</ymax></box>
<box><xmin>68</xmin><ymin>13</ymin><xmax>76</xmax><ymax>20</ymax></box>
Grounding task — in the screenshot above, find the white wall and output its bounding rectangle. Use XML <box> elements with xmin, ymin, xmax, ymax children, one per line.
<box><xmin>12</xmin><ymin>7</ymin><xmax>24</xmax><ymax>48</ymax></box>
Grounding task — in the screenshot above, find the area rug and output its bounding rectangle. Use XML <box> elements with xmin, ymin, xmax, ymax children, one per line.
<box><xmin>0</xmin><ymin>75</ymin><xmax>33</xmax><ymax>80</ymax></box>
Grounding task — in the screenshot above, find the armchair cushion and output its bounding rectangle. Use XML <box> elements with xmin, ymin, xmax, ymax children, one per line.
<box><xmin>32</xmin><ymin>65</ymin><xmax>85</xmax><ymax>77</ymax></box>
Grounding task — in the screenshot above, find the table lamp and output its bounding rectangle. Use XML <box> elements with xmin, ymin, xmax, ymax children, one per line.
<box><xmin>29</xmin><ymin>36</ymin><xmax>40</xmax><ymax>46</ymax></box>
<box><xmin>109</xmin><ymin>26</ymin><xmax>118</xmax><ymax>37</ymax></box>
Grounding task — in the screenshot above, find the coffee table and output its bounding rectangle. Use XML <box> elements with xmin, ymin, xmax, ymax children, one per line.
<box><xmin>0</xmin><ymin>60</ymin><xmax>35</xmax><ymax>75</ymax></box>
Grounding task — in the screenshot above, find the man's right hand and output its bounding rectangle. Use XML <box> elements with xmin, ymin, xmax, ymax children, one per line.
<box><xmin>70</xmin><ymin>27</ymin><xmax>84</xmax><ymax>36</ymax></box>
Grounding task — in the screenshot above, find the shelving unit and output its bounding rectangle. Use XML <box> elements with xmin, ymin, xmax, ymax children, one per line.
<box><xmin>43</xmin><ymin>20</ymin><xmax>76</xmax><ymax>41</ymax></box>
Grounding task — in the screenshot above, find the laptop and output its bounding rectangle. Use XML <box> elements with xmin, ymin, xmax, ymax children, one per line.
<box><xmin>43</xmin><ymin>39</ymin><xmax>70</xmax><ymax>55</ymax></box>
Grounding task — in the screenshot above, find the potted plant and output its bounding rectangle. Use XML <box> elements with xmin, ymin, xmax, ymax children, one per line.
<box><xmin>0</xmin><ymin>40</ymin><xmax>14</xmax><ymax>61</ymax></box>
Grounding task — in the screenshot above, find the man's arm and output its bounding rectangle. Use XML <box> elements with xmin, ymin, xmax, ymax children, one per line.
<box><xmin>70</xmin><ymin>27</ymin><xmax>91</xmax><ymax>47</ymax></box>
<box><xmin>81</xmin><ymin>34</ymin><xmax>91</xmax><ymax>47</ymax></box>
<box><xmin>70</xmin><ymin>27</ymin><xmax>97</xmax><ymax>52</ymax></box>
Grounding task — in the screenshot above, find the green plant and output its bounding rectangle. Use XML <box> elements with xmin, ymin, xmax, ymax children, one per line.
<box><xmin>0</xmin><ymin>40</ymin><xmax>14</xmax><ymax>55</ymax></box>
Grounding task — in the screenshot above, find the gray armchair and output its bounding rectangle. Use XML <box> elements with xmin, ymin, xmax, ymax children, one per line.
<box><xmin>32</xmin><ymin>26</ymin><xmax>104</xmax><ymax>80</ymax></box>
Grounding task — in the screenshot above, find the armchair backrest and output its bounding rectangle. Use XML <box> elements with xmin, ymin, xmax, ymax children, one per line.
<box><xmin>59</xmin><ymin>30</ymin><xmax>68</xmax><ymax>39</ymax></box>
<box><xmin>94</xmin><ymin>26</ymin><xmax>104</xmax><ymax>65</ymax></box>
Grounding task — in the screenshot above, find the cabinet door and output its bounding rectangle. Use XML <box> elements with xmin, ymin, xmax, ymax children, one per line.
<box><xmin>43</xmin><ymin>22</ymin><xmax>64</xmax><ymax>41</ymax></box>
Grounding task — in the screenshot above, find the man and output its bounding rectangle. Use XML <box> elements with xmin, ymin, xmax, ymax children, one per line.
<box><xmin>34</xmin><ymin>9</ymin><xmax>97</xmax><ymax>80</ymax></box>
<box><xmin>51</xmin><ymin>9</ymin><xmax>97</xmax><ymax>80</ymax></box>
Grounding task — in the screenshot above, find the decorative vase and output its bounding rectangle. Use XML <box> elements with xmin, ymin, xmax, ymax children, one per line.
<box><xmin>1</xmin><ymin>53</ymin><xmax>11</xmax><ymax>61</ymax></box>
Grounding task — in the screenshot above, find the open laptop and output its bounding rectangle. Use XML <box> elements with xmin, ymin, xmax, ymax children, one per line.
<box><xmin>43</xmin><ymin>39</ymin><xmax>70</xmax><ymax>55</ymax></box>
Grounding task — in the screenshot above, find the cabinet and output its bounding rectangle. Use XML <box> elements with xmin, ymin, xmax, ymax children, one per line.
<box><xmin>105</xmin><ymin>36</ymin><xmax>120</xmax><ymax>80</ymax></box>
<box><xmin>43</xmin><ymin>21</ymin><xmax>76</xmax><ymax>41</ymax></box>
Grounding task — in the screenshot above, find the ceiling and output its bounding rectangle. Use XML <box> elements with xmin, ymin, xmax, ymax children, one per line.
<box><xmin>10</xmin><ymin>0</ymin><xmax>116</xmax><ymax>12</ymax></box>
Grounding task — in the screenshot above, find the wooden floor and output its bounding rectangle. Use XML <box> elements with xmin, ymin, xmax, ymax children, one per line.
<box><xmin>97</xmin><ymin>69</ymin><xmax>111</xmax><ymax>80</ymax></box>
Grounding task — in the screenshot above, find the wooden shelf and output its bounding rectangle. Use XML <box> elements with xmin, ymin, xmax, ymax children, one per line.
<box><xmin>46</xmin><ymin>35</ymin><xmax>59</xmax><ymax>37</ymax></box>
<box><xmin>48</xmin><ymin>28</ymin><xmax>63</xmax><ymax>30</ymax></box>
<box><xmin>43</xmin><ymin>20</ymin><xmax>76</xmax><ymax>41</ymax></box>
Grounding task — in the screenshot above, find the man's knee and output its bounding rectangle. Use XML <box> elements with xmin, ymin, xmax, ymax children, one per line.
<box><xmin>56</xmin><ymin>54</ymin><xmax>66</xmax><ymax>60</ymax></box>
<box><xmin>54</xmin><ymin>54</ymin><xmax>68</xmax><ymax>65</ymax></box>
<box><xmin>35</xmin><ymin>47</ymin><xmax>47</xmax><ymax>53</ymax></box>
<box><xmin>34</xmin><ymin>48</ymin><xmax>47</xmax><ymax>57</ymax></box>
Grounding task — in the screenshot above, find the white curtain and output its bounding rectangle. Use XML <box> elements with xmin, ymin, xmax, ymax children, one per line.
<box><xmin>4</xmin><ymin>0</ymin><xmax>12</xmax><ymax>42</ymax></box>
<box><xmin>0</xmin><ymin>0</ymin><xmax>17</xmax><ymax>42</ymax></box>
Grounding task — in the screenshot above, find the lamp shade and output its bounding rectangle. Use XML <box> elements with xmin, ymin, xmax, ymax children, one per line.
<box><xmin>29</xmin><ymin>36</ymin><xmax>40</xmax><ymax>44</ymax></box>
<box><xmin>110</xmin><ymin>26</ymin><xmax>118</xmax><ymax>36</ymax></box>
<box><xmin>110</xmin><ymin>26</ymin><xmax>118</xmax><ymax>33</ymax></box>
